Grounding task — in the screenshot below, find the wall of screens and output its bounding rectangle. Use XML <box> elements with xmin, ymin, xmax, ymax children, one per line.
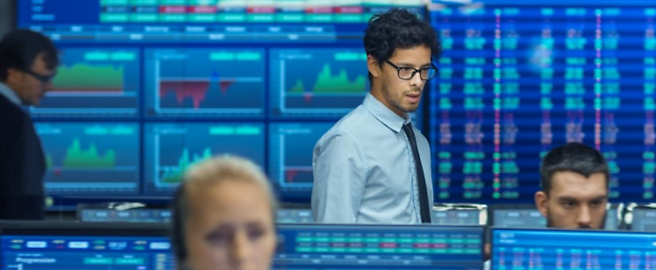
<box><xmin>16</xmin><ymin>0</ymin><xmax>656</xmax><ymax>206</ymax></box>
<box><xmin>429</xmin><ymin>0</ymin><xmax>656</xmax><ymax>203</ymax></box>
<box><xmin>17</xmin><ymin>0</ymin><xmax>424</xmax><ymax>206</ymax></box>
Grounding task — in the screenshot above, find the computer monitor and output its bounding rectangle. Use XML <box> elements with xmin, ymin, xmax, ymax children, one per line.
<box><xmin>78</xmin><ymin>204</ymin><xmax>314</xmax><ymax>224</ymax></box>
<box><xmin>273</xmin><ymin>224</ymin><xmax>485</xmax><ymax>270</ymax></box>
<box><xmin>77</xmin><ymin>203</ymin><xmax>173</xmax><ymax>223</ymax></box>
<box><xmin>492</xmin><ymin>208</ymin><xmax>546</xmax><ymax>228</ymax></box>
<box><xmin>491</xmin><ymin>205</ymin><xmax>619</xmax><ymax>229</ymax></box>
<box><xmin>490</xmin><ymin>227</ymin><xmax>656</xmax><ymax>270</ymax></box>
<box><xmin>79</xmin><ymin>208</ymin><xmax>172</xmax><ymax>223</ymax></box>
<box><xmin>433</xmin><ymin>209</ymin><xmax>484</xmax><ymax>225</ymax></box>
<box><xmin>277</xmin><ymin>209</ymin><xmax>314</xmax><ymax>224</ymax></box>
<box><xmin>630</xmin><ymin>207</ymin><xmax>656</xmax><ymax>232</ymax></box>
<box><xmin>0</xmin><ymin>221</ymin><xmax>174</xmax><ymax>269</ymax></box>
<box><xmin>1</xmin><ymin>222</ymin><xmax>484</xmax><ymax>270</ymax></box>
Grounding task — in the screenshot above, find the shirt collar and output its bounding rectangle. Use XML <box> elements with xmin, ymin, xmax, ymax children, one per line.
<box><xmin>0</xmin><ymin>82</ymin><xmax>21</xmax><ymax>106</ymax></box>
<box><xmin>363</xmin><ymin>93</ymin><xmax>411</xmax><ymax>133</ymax></box>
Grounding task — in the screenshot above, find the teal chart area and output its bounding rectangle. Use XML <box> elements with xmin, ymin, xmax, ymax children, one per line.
<box><xmin>145</xmin><ymin>48</ymin><xmax>265</xmax><ymax>118</ymax></box>
<box><xmin>269</xmin><ymin>123</ymin><xmax>333</xmax><ymax>199</ymax></box>
<box><xmin>144</xmin><ymin>123</ymin><xmax>265</xmax><ymax>194</ymax></box>
<box><xmin>269</xmin><ymin>48</ymin><xmax>369</xmax><ymax>118</ymax></box>
<box><xmin>35</xmin><ymin>123</ymin><xmax>140</xmax><ymax>195</ymax></box>
<box><xmin>29</xmin><ymin>48</ymin><xmax>140</xmax><ymax>117</ymax></box>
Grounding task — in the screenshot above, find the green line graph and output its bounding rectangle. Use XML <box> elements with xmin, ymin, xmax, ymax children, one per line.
<box><xmin>289</xmin><ymin>64</ymin><xmax>366</xmax><ymax>94</ymax></box>
<box><xmin>160</xmin><ymin>148</ymin><xmax>213</xmax><ymax>184</ymax></box>
<box><xmin>61</xmin><ymin>139</ymin><xmax>116</xmax><ymax>168</ymax></box>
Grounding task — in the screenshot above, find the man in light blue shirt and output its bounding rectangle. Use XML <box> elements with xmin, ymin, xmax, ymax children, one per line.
<box><xmin>312</xmin><ymin>9</ymin><xmax>441</xmax><ymax>224</ymax></box>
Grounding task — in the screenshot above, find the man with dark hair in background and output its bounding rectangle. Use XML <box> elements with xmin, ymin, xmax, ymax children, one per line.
<box><xmin>312</xmin><ymin>9</ymin><xmax>440</xmax><ymax>224</ymax></box>
<box><xmin>0</xmin><ymin>29</ymin><xmax>59</xmax><ymax>219</ymax></box>
<box><xmin>484</xmin><ymin>142</ymin><xmax>610</xmax><ymax>270</ymax></box>
<box><xmin>535</xmin><ymin>142</ymin><xmax>610</xmax><ymax>229</ymax></box>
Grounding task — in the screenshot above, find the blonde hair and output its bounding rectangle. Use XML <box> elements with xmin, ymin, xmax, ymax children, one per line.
<box><xmin>185</xmin><ymin>155</ymin><xmax>273</xmax><ymax>194</ymax></box>
<box><xmin>171</xmin><ymin>156</ymin><xmax>278</xmax><ymax>262</ymax></box>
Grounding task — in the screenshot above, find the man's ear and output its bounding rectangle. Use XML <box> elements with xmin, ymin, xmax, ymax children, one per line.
<box><xmin>535</xmin><ymin>191</ymin><xmax>548</xmax><ymax>217</ymax></box>
<box><xmin>367</xmin><ymin>55</ymin><xmax>381</xmax><ymax>79</ymax></box>
<box><xmin>4</xmin><ymin>68</ymin><xmax>22</xmax><ymax>84</ymax></box>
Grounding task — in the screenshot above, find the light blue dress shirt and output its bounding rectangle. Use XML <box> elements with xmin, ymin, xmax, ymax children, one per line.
<box><xmin>312</xmin><ymin>93</ymin><xmax>434</xmax><ymax>224</ymax></box>
<box><xmin>0</xmin><ymin>82</ymin><xmax>21</xmax><ymax>106</ymax></box>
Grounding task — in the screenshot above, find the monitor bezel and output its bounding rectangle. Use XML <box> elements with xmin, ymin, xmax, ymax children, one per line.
<box><xmin>0</xmin><ymin>221</ymin><xmax>169</xmax><ymax>237</ymax></box>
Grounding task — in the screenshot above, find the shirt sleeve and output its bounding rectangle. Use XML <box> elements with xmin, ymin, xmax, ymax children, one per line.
<box><xmin>311</xmin><ymin>132</ymin><xmax>366</xmax><ymax>223</ymax></box>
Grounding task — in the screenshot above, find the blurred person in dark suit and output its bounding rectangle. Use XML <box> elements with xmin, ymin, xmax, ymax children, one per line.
<box><xmin>0</xmin><ymin>29</ymin><xmax>58</xmax><ymax>219</ymax></box>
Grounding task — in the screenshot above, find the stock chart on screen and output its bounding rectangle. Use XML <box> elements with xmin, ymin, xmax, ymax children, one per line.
<box><xmin>35</xmin><ymin>123</ymin><xmax>140</xmax><ymax>194</ymax></box>
<box><xmin>16</xmin><ymin>0</ymin><xmax>424</xmax><ymax>204</ymax></box>
<box><xmin>29</xmin><ymin>48</ymin><xmax>140</xmax><ymax>117</ymax></box>
<box><xmin>492</xmin><ymin>228</ymin><xmax>656</xmax><ymax>270</ymax></box>
<box><xmin>22</xmin><ymin>0</ymin><xmax>656</xmax><ymax>206</ymax></box>
<box><xmin>269</xmin><ymin>48</ymin><xmax>369</xmax><ymax>117</ymax></box>
<box><xmin>268</xmin><ymin>123</ymin><xmax>333</xmax><ymax>199</ymax></box>
<box><xmin>18</xmin><ymin>0</ymin><xmax>423</xmax><ymax>42</ymax></box>
<box><xmin>143</xmin><ymin>123</ymin><xmax>265</xmax><ymax>194</ymax></box>
<box><xmin>274</xmin><ymin>224</ymin><xmax>484</xmax><ymax>270</ymax></box>
<box><xmin>144</xmin><ymin>48</ymin><xmax>265</xmax><ymax>118</ymax></box>
<box><xmin>429</xmin><ymin>0</ymin><xmax>656</xmax><ymax>203</ymax></box>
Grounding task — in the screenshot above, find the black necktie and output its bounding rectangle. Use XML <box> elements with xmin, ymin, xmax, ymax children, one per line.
<box><xmin>403</xmin><ymin>123</ymin><xmax>431</xmax><ymax>223</ymax></box>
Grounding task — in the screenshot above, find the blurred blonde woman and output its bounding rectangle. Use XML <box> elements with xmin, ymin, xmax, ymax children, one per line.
<box><xmin>171</xmin><ymin>156</ymin><xmax>278</xmax><ymax>270</ymax></box>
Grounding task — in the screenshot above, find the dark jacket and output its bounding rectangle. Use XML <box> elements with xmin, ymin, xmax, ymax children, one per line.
<box><xmin>0</xmin><ymin>94</ymin><xmax>45</xmax><ymax>219</ymax></box>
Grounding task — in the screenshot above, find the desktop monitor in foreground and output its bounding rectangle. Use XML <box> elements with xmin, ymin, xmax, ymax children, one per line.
<box><xmin>491</xmin><ymin>206</ymin><xmax>619</xmax><ymax>230</ymax></box>
<box><xmin>78</xmin><ymin>207</ymin><xmax>312</xmax><ymax>224</ymax></box>
<box><xmin>78</xmin><ymin>208</ymin><xmax>172</xmax><ymax>223</ymax></box>
<box><xmin>277</xmin><ymin>208</ymin><xmax>314</xmax><ymax>224</ymax></box>
<box><xmin>433</xmin><ymin>209</ymin><xmax>484</xmax><ymax>225</ymax></box>
<box><xmin>0</xmin><ymin>222</ymin><xmax>483</xmax><ymax>270</ymax></box>
<box><xmin>274</xmin><ymin>224</ymin><xmax>484</xmax><ymax>270</ymax></box>
<box><xmin>0</xmin><ymin>221</ymin><xmax>173</xmax><ymax>270</ymax></box>
<box><xmin>491</xmin><ymin>227</ymin><xmax>656</xmax><ymax>269</ymax></box>
<box><xmin>630</xmin><ymin>207</ymin><xmax>656</xmax><ymax>232</ymax></box>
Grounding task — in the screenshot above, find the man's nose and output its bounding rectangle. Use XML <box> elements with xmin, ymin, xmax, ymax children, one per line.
<box><xmin>577</xmin><ymin>206</ymin><xmax>592</xmax><ymax>228</ymax></box>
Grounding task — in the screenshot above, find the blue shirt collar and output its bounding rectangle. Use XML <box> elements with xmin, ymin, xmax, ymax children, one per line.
<box><xmin>0</xmin><ymin>82</ymin><xmax>21</xmax><ymax>106</ymax></box>
<box><xmin>363</xmin><ymin>93</ymin><xmax>411</xmax><ymax>133</ymax></box>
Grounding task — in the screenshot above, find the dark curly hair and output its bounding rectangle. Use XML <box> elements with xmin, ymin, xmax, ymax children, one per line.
<box><xmin>364</xmin><ymin>8</ymin><xmax>441</xmax><ymax>81</ymax></box>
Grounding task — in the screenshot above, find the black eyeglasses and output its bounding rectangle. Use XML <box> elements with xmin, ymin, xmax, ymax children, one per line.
<box><xmin>20</xmin><ymin>68</ymin><xmax>55</xmax><ymax>84</ymax></box>
<box><xmin>385</xmin><ymin>60</ymin><xmax>437</xmax><ymax>81</ymax></box>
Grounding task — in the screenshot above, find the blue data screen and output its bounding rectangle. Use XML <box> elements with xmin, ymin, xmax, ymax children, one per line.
<box><xmin>274</xmin><ymin>225</ymin><xmax>484</xmax><ymax>270</ymax></box>
<box><xmin>144</xmin><ymin>48</ymin><xmax>266</xmax><ymax>118</ymax></box>
<box><xmin>80</xmin><ymin>209</ymin><xmax>172</xmax><ymax>223</ymax></box>
<box><xmin>268</xmin><ymin>123</ymin><xmax>333</xmax><ymax>199</ymax></box>
<box><xmin>269</xmin><ymin>48</ymin><xmax>370</xmax><ymax>118</ymax></box>
<box><xmin>630</xmin><ymin>208</ymin><xmax>656</xmax><ymax>232</ymax></box>
<box><xmin>429</xmin><ymin>1</ymin><xmax>656</xmax><ymax>203</ymax></box>
<box><xmin>20</xmin><ymin>0</ymin><xmax>656</xmax><ymax>205</ymax></box>
<box><xmin>143</xmin><ymin>123</ymin><xmax>265</xmax><ymax>194</ymax></box>
<box><xmin>0</xmin><ymin>235</ymin><xmax>175</xmax><ymax>270</ymax></box>
<box><xmin>17</xmin><ymin>0</ymin><xmax>426</xmax><ymax>205</ymax></box>
<box><xmin>29</xmin><ymin>48</ymin><xmax>140</xmax><ymax>117</ymax></box>
<box><xmin>35</xmin><ymin>123</ymin><xmax>140</xmax><ymax>195</ymax></box>
<box><xmin>492</xmin><ymin>228</ymin><xmax>656</xmax><ymax>270</ymax></box>
<box><xmin>0</xmin><ymin>225</ymin><xmax>481</xmax><ymax>270</ymax></box>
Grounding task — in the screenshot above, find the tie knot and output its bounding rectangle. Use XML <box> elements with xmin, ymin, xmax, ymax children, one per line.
<box><xmin>403</xmin><ymin>123</ymin><xmax>414</xmax><ymax>135</ymax></box>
